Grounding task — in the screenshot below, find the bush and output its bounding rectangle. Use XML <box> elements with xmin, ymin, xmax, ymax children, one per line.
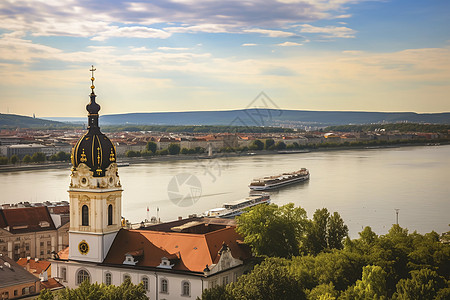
<box><xmin>168</xmin><ymin>143</ymin><xmax>181</xmax><ymax>155</ymax></box>
<box><xmin>23</xmin><ymin>155</ymin><xmax>32</xmax><ymax>163</ymax></box>
<box><xmin>10</xmin><ymin>155</ymin><xmax>19</xmax><ymax>164</ymax></box>
<box><xmin>0</xmin><ymin>156</ymin><xmax>8</xmax><ymax>165</ymax></box>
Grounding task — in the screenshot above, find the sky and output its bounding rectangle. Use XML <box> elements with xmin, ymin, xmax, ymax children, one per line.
<box><xmin>0</xmin><ymin>0</ymin><xmax>449</xmax><ymax>117</ymax></box>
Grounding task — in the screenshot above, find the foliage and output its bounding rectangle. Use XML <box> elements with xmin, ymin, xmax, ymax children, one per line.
<box><xmin>31</xmin><ymin>152</ymin><xmax>46</xmax><ymax>162</ymax></box>
<box><xmin>49</xmin><ymin>151</ymin><xmax>71</xmax><ymax>161</ymax></box>
<box><xmin>22</xmin><ymin>154</ymin><xmax>31</xmax><ymax>163</ymax></box>
<box><xmin>9</xmin><ymin>154</ymin><xmax>19</xmax><ymax>164</ymax></box>
<box><xmin>200</xmin><ymin>285</ymin><xmax>234</xmax><ymax>300</ymax></box>
<box><xmin>125</xmin><ymin>150</ymin><xmax>141</xmax><ymax>157</ymax></box>
<box><xmin>264</xmin><ymin>139</ymin><xmax>275</xmax><ymax>150</ymax></box>
<box><xmin>393</xmin><ymin>268</ymin><xmax>446</xmax><ymax>300</ymax></box>
<box><xmin>167</xmin><ymin>143</ymin><xmax>181</xmax><ymax>155</ymax></box>
<box><xmin>249</xmin><ymin>139</ymin><xmax>264</xmax><ymax>150</ymax></box>
<box><xmin>0</xmin><ymin>156</ymin><xmax>8</xmax><ymax>165</ymax></box>
<box><xmin>230</xmin><ymin>257</ymin><xmax>306</xmax><ymax>300</ymax></box>
<box><xmin>37</xmin><ymin>288</ymin><xmax>54</xmax><ymax>300</ymax></box>
<box><xmin>344</xmin><ymin>265</ymin><xmax>388</xmax><ymax>300</ymax></box>
<box><xmin>145</xmin><ymin>141</ymin><xmax>157</xmax><ymax>153</ymax></box>
<box><xmin>307</xmin><ymin>282</ymin><xmax>339</xmax><ymax>300</ymax></box>
<box><xmin>56</xmin><ymin>278</ymin><xmax>147</xmax><ymax>300</ymax></box>
<box><xmin>236</xmin><ymin>203</ymin><xmax>308</xmax><ymax>258</ymax></box>
<box><xmin>275</xmin><ymin>141</ymin><xmax>287</xmax><ymax>150</ymax></box>
<box><xmin>303</xmin><ymin>208</ymin><xmax>348</xmax><ymax>255</ymax></box>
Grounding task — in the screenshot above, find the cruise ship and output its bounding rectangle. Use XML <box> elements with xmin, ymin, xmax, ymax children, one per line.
<box><xmin>249</xmin><ymin>168</ymin><xmax>310</xmax><ymax>191</ymax></box>
<box><xmin>203</xmin><ymin>194</ymin><xmax>270</xmax><ymax>218</ymax></box>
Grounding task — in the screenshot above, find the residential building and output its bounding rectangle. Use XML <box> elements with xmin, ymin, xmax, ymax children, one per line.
<box><xmin>0</xmin><ymin>254</ymin><xmax>41</xmax><ymax>299</ymax></box>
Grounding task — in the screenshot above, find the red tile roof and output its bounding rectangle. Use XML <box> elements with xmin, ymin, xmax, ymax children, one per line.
<box><xmin>41</xmin><ymin>278</ymin><xmax>64</xmax><ymax>290</ymax></box>
<box><xmin>103</xmin><ymin>226</ymin><xmax>251</xmax><ymax>273</ymax></box>
<box><xmin>0</xmin><ymin>207</ymin><xmax>56</xmax><ymax>233</ymax></box>
<box><xmin>17</xmin><ymin>258</ymin><xmax>51</xmax><ymax>276</ymax></box>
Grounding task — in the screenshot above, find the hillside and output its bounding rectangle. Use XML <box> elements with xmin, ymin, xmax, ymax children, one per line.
<box><xmin>0</xmin><ymin>113</ymin><xmax>70</xmax><ymax>128</ymax></box>
<box><xmin>99</xmin><ymin>109</ymin><xmax>450</xmax><ymax>127</ymax></box>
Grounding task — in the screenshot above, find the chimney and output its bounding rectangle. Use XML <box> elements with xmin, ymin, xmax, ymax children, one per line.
<box><xmin>178</xmin><ymin>216</ymin><xmax>182</xmax><ymax>220</ymax></box>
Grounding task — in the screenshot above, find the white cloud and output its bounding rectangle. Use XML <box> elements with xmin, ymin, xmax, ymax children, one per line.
<box><xmin>242</xmin><ymin>43</ymin><xmax>259</xmax><ymax>47</ymax></box>
<box><xmin>299</xmin><ymin>24</ymin><xmax>356</xmax><ymax>38</ymax></box>
<box><xmin>91</xmin><ymin>26</ymin><xmax>171</xmax><ymax>41</ymax></box>
<box><xmin>158</xmin><ymin>47</ymin><xmax>191</xmax><ymax>51</ymax></box>
<box><xmin>277</xmin><ymin>42</ymin><xmax>303</xmax><ymax>46</ymax></box>
<box><xmin>244</xmin><ymin>29</ymin><xmax>295</xmax><ymax>38</ymax></box>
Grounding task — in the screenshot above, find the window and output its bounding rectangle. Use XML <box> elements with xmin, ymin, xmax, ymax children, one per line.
<box><xmin>142</xmin><ymin>276</ymin><xmax>149</xmax><ymax>291</ymax></box>
<box><xmin>14</xmin><ymin>290</ymin><xmax>18</xmax><ymax>296</ymax></box>
<box><xmin>222</xmin><ymin>275</ymin><xmax>229</xmax><ymax>286</ymax></box>
<box><xmin>108</xmin><ymin>204</ymin><xmax>113</xmax><ymax>225</ymax></box>
<box><xmin>123</xmin><ymin>274</ymin><xmax>131</xmax><ymax>282</ymax></box>
<box><xmin>22</xmin><ymin>287</ymin><xmax>26</xmax><ymax>295</ymax></box>
<box><xmin>29</xmin><ymin>286</ymin><xmax>35</xmax><ymax>293</ymax></box>
<box><xmin>182</xmin><ymin>281</ymin><xmax>190</xmax><ymax>296</ymax></box>
<box><xmin>61</xmin><ymin>267</ymin><xmax>67</xmax><ymax>282</ymax></box>
<box><xmin>161</xmin><ymin>278</ymin><xmax>168</xmax><ymax>293</ymax></box>
<box><xmin>105</xmin><ymin>272</ymin><xmax>112</xmax><ymax>285</ymax></box>
<box><xmin>47</xmin><ymin>241</ymin><xmax>51</xmax><ymax>246</ymax></box>
<box><xmin>40</xmin><ymin>242</ymin><xmax>44</xmax><ymax>247</ymax></box>
<box><xmin>82</xmin><ymin>205</ymin><xmax>89</xmax><ymax>226</ymax></box>
<box><xmin>76</xmin><ymin>269</ymin><xmax>91</xmax><ymax>285</ymax></box>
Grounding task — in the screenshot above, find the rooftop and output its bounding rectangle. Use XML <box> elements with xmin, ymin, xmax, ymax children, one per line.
<box><xmin>0</xmin><ymin>255</ymin><xmax>40</xmax><ymax>289</ymax></box>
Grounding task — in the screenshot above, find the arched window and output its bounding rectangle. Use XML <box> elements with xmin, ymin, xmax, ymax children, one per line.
<box><xmin>182</xmin><ymin>281</ymin><xmax>190</xmax><ymax>296</ymax></box>
<box><xmin>76</xmin><ymin>269</ymin><xmax>90</xmax><ymax>285</ymax></box>
<box><xmin>105</xmin><ymin>272</ymin><xmax>112</xmax><ymax>285</ymax></box>
<box><xmin>141</xmin><ymin>276</ymin><xmax>149</xmax><ymax>291</ymax></box>
<box><xmin>82</xmin><ymin>205</ymin><xmax>89</xmax><ymax>226</ymax></box>
<box><xmin>61</xmin><ymin>267</ymin><xmax>67</xmax><ymax>282</ymax></box>
<box><xmin>161</xmin><ymin>278</ymin><xmax>168</xmax><ymax>293</ymax></box>
<box><xmin>108</xmin><ymin>204</ymin><xmax>113</xmax><ymax>225</ymax></box>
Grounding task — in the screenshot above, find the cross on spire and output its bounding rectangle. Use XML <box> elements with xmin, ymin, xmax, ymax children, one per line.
<box><xmin>90</xmin><ymin>65</ymin><xmax>96</xmax><ymax>93</ymax></box>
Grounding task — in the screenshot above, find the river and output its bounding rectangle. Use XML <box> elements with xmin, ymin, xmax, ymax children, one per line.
<box><xmin>1</xmin><ymin>145</ymin><xmax>449</xmax><ymax>238</ymax></box>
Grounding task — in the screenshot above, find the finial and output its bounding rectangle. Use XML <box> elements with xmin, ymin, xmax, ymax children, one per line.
<box><xmin>90</xmin><ymin>65</ymin><xmax>96</xmax><ymax>94</ymax></box>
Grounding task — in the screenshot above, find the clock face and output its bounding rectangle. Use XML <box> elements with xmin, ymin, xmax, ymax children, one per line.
<box><xmin>78</xmin><ymin>240</ymin><xmax>89</xmax><ymax>255</ymax></box>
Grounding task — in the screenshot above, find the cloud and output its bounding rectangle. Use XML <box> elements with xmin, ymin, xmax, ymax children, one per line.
<box><xmin>91</xmin><ymin>26</ymin><xmax>171</xmax><ymax>41</ymax></box>
<box><xmin>298</xmin><ymin>24</ymin><xmax>356</xmax><ymax>38</ymax></box>
<box><xmin>158</xmin><ymin>47</ymin><xmax>191</xmax><ymax>51</ymax></box>
<box><xmin>277</xmin><ymin>42</ymin><xmax>302</xmax><ymax>46</ymax></box>
<box><xmin>242</xmin><ymin>43</ymin><xmax>258</xmax><ymax>47</ymax></box>
<box><xmin>244</xmin><ymin>29</ymin><xmax>295</xmax><ymax>38</ymax></box>
<box><xmin>0</xmin><ymin>0</ymin><xmax>359</xmax><ymax>38</ymax></box>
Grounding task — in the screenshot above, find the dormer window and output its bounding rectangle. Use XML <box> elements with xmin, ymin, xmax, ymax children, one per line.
<box><xmin>123</xmin><ymin>253</ymin><xmax>137</xmax><ymax>265</ymax></box>
<box><xmin>157</xmin><ymin>257</ymin><xmax>175</xmax><ymax>269</ymax></box>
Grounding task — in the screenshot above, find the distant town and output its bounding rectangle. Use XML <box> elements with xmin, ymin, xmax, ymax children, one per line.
<box><xmin>0</xmin><ymin>123</ymin><xmax>449</xmax><ymax>165</ymax></box>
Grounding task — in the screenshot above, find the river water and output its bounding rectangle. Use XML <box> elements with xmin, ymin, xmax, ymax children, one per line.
<box><xmin>1</xmin><ymin>145</ymin><xmax>449</xmax><ymax>238</ymax></box>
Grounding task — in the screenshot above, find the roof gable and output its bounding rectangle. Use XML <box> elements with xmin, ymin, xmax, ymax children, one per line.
<box><xmin>0</xmin><ymin>207</ymin><xmax>56</xmax><ymax>233</ymax></box>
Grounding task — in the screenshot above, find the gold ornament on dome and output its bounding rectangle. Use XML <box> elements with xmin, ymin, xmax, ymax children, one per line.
<box><xmin>109</xmin><ymin>148</ymin><xmax>115</xmax><ymax>162</ymax></box>
<box><xmin>80</xmin><ymin>149</ymin><xmax>87</xmax><ymax>162</ymax></box>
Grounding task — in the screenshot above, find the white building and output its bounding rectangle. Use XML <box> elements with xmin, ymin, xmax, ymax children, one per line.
<box><xmin>51</xmin><ymin>68</ymin><xmax>252</xmax><ymax>299</ymax></box>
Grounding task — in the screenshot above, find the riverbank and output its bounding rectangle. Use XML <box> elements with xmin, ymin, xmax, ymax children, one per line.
<box><xmin>0</xmin><ymin>142</ymin><xmax>447</xmax><ymax>173</ymax></box>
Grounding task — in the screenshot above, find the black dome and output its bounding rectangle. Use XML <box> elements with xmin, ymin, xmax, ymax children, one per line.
<box><xmin>72</xmin><ymin>131</ymin><xmax>116</xmax><ymax>177</ymax></box>
<box><xmin>71</xmin><ymin>66</ymin><xmax>116</xmax><ymax>177</ymax></box>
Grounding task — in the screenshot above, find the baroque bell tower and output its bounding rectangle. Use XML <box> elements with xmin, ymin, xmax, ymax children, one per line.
<box><xmin>68</xmin><ymin>66</ymin><xmax>122</xmax><ymax>263</ymax></box>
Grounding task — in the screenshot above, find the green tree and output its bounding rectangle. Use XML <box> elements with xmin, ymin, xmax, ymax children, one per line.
<box><xmin>275</xmin><ymin>141</ymin><xmax>287</xmax><ymax>150</ymax></box>
<box><xmin>236</xmin><ymin>203</ymin><xmax>308</xmax><ymax>258</ymax></box>
<box><xmin>264</xmin><ymin>139</ymin><xmax>275</xmax><ymax>150</ymax></box>
<box><xmin>22</xmin><ymin>154</ymin><xmax>32</xmax><ymax>163</ymax></box>
<box><xmin>230</xmin><ymin>258</ymin><xmax>306</xmax><ymax>300</ymax></box>
<box><xmin>181</xmin><ymin>148</ymin><xmax>189</xmax><ymax>154</ymax></box>
<box><xmin>308</xmin><ymin>282</ymin><xmax>338</xmax><ymax>300</ymax></box>
<box><xmin>31</xmin><ymin>152</ymin><xmax>46</xmax><ymax>162</ymax></box>
<box><xmin>57</xmin><ymin>278</ymin><xmax>147</xmax><ymax>300</ymax></box>
<box><xmin>200</xmin><ymin>285</ymin><xmax>234</xmax><ymax>300</ymax></box>
<box><xmin>349</xmin><ymin>265</ymin><xmax>388</xmax><ymax>300</ymax></box>
<box><xmin>304</xmin><ymin>209</ymin><xmax>348</xmax><ymax>255</ymax></box>
<box><xmin>125</xmin><ymin>150</ymin><xmax>140</xmax><ymax>157</ymax></box>
<box><xmin>0</xmin><ymin>156</ymin><xmax>8</xmax><ymax>165</ymax></box>
<box><xmin>146</xmin><ymin>141</ymin><xmax>157</xmax><ymax>153</ymax></box>
<box><xmin>249</xmin><ymin>139</ymin><xmax>264</xmax><ymax>151</ymax></box>
<box><xmin>394</xmin><ymin>268</ymin><xmax>446</xmax><ymax>300</ymax></box>
<box><xmin>168</xmin><ymin>143</ymin><xmax>181</xmax><ymax>155</ymax></box>
<box><xmin>37</xmin><ymin>288</ymin><xmax>54</xmax><ymax>300</ymax></box>
<box><xmin>10</xmin><ymin>154</ymin><xmax>19</xmax><ymax>164</ymax></box>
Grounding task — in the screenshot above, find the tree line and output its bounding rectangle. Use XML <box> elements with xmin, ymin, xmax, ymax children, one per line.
<box><xmin>323</xmin><ymin>123</ymin><xmax>450</xmax><ymax>133</ymax></box>
<box><xmin>201</xmin><ymin>203</ymin><xmax>450</xmax><ymax>300</ymax></box>
<box><xmin>0</xmin><ymin>151</ymin><xmax>71</xmax><ymax>165</ymax></box>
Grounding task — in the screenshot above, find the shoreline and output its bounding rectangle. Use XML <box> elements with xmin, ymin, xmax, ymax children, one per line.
<box><xmin>0</xmin><ymin>142</ymin><xmax>446</xmax><ymax>173</ymax></box>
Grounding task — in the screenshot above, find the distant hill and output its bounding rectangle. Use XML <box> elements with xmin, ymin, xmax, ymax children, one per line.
<box><xmin>0</xmin><ymin>113</ymin><xmax>71</xmax><ymax>128</ymax></box>
<box><xmin>98</xmin><ymin>109</ymin><xmax>450</xmax><ymax>127</ymax></box>
<box><xmin>6</xmin><ymin>109</ymin><xmax>450</xmax><ymax>129</ymax></box>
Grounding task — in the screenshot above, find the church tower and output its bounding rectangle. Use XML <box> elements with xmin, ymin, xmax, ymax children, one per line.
<box><xmin>68</xmin><ymin>66</ymin><xmax>122</xmax><ymax>263</ymax></box>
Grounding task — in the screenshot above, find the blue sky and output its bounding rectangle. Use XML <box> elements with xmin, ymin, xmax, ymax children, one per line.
<box><xmin>0</xmin><ymin>0</ymin><xmax>449</xmax><ymax>117</ymax></box>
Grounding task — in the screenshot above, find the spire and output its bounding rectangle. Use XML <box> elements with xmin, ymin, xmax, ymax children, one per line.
<box><xmin>86</xmin><ymin>65</ymin><xmax>101</xmax><ymax>131</ymax></box>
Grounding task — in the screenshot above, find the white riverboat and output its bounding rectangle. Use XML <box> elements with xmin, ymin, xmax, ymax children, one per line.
<box><xmin>249</xmin><ymin>168</ymin><xmax>310</xmax><ymax>191</ymax></box>
<box><xmin>204</xmin><ymin>194</ymin><xmax>270</xmax><ymax>218</ymax></box>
